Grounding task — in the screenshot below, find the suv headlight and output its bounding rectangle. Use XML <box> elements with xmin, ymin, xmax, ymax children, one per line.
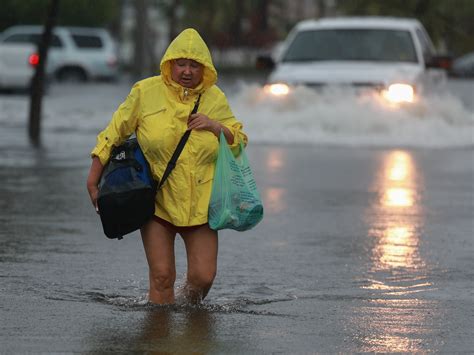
<box><xmin>264</xmin><ymin>83</ymin><xmax>290</xmax><ymax>96</ymax></box>
<box><xmin>382</xmin><ymin>83</ymin><xmax>415</xmax><ymax>103</ymax></box>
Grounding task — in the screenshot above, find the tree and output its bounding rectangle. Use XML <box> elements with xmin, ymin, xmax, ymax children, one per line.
<box><xmin>338</xmin><ymin>0</ymin><xmax>474</xmax><ymax>55</ymax></box>
<box><xmin>0</xmin><ymin>0</ymin><xmax>119</xmax><ymax>32</ymax></box>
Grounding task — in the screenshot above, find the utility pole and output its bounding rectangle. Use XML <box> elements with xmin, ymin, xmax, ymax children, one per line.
<box><xmin>133</xmin><ymin>0</ymin><xmax>147</xmax><ymax>80</ymax></box>
<box><xmin>28</xmin><ymin>0</ymin><xmax>60</xmax><ymax>146</ymax></box>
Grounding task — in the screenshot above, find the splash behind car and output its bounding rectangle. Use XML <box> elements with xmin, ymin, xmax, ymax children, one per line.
<box><xmin>257</xmin><ymin>17</ymin><xmax>450</xmax><ymax>106</ymax></box>
<box><xmin>450</xmin><ymin>51</ymin><xmax>474</xmax><ymax>78</ymax></box>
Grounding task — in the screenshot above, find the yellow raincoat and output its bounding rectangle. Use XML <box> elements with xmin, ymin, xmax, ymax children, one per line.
<box><xmin>91</xmin><ymin>28</ymin><xmax>247</xmax><ymax>226</ymax></box>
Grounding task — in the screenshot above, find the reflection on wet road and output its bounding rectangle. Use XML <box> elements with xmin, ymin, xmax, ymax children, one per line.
<box><xmin>262</xmin><ymin>148</ymin><xmax>289</xmax><ymax>215</ymax></box>
<box><xmin>136</xmin><ymin>307</ymin><xmax>216</xmax><ymax>353</ymax></box>
<box><xmin>372</xmin><ymin>150</ymin><xmax>424</xmax><ymax>270</ymax></box>
<box><xmin>355</xmin><ymin>150</ymin><xmax>440</xmax><ymax>352</ymax></box>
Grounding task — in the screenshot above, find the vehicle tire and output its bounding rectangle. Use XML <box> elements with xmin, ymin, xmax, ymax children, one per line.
<box><xmin>56</xmin><ymin>67</ymin><xmax>87</xmax><ymax>82</ymax></box>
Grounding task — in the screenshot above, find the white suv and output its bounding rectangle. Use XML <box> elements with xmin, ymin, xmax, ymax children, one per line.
<box><xmin>0</xmin><ymin>25</ymin><xmax>119</xmax><ymax>82</ymax></box>
<box><xmin>259</xmin><ymin>17</ymin><xmax>449</xmax><ymax>105</ymax></box>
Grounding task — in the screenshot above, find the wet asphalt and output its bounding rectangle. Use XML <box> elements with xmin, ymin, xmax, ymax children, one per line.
<box><xmin>0</xmin><ymin>79</ymin><xmax>473</xmax><ymax>353</ymax></box>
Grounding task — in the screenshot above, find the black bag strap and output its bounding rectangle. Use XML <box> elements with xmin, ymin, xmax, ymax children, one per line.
<box><xmin>158</xmin><ymin>94</ymin><xmax>201</xmax><ymax>190</ymax></box>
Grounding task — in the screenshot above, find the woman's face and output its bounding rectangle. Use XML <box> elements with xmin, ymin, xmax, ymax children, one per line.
<box><xmin>171</xmin><ymin>58</ymin><xmax>204</xmax><ymax>89</ymax></box>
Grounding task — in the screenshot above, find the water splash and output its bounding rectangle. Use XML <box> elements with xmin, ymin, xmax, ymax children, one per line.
<box><xmin>231</xmin><ymin>83</ymin><xmax>474</xmax><ymax>148</ymax></box>
<box><xmin>68</xmin><ymin>288</ymin><xmax>297</xmax><ymax>317</ymax></box>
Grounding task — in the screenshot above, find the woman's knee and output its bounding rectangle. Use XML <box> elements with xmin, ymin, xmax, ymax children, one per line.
<box><xmin>187</xmin><ymin>268</ymin><xmax>216</xmax><ymax>290</ymax></box>
<box><xmin>150</xmin><ymin>268</ymin><xmax>176</xmax><ymax>291</ymax></box>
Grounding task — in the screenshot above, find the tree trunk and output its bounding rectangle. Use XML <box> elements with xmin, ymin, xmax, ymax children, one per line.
<box><xmin>316</xmin><ymin>0</ymin><xmax>326</xmax><ymax>18</ymax></box>
<box><xmin>28</xmin><ymin>0</ymin><xmax>59</xmax><ymax>146</ymax></box>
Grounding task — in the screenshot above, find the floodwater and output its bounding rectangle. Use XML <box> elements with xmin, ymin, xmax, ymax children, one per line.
<box><xmin>0</xmin><ymin>76</ymin><xmax>473</xmax><ymax>353</ymax></box>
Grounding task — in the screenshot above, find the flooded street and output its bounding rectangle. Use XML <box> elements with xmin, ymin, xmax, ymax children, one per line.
<box><xmin>0</xmin><ymin>77</ymin><xmax>473</xmax><ymax>353</ymax></box>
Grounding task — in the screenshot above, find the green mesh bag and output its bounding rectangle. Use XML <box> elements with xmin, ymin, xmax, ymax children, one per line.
<box><xmin>208</xmin><ymin>131</ymin><xmax>264</xmax><ymax>231</ymax></box>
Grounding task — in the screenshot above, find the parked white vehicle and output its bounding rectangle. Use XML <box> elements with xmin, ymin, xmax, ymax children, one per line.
<box><xmin>0</xmin><ymin>25</ymin><xmax>119</xmax><ymax>82</ymax></box>
<box><xmin>0</xmin><ymin>42</ymin><xmax>37</xmax><ymax>90</ymax></box>
<box><xmin>258</xmin><ymin>17</ymin><xmax>450</xmax><ymax>105</ymax></box>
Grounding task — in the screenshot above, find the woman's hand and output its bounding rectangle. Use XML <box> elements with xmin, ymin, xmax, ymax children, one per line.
<box><xmin>187</xmin><ymin>113</ymin><xmax>235</xmax><ymax>144</ymax></box>
<box><xmin>187</xmin><ymin>113</ymin><xmax>219</xmax><ymax>134</ymax></box>
<box><xmin>87</xmin><ymin>185</ymin><xmax>100</xmax><ymax>214</ymax></box>
<box><xmin>87</xmin><ymin>156</ymin><xmax>104</xmax><ymax>214</ymax></box>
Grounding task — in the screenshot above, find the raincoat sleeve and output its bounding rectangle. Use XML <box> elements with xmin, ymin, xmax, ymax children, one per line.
<box><xmin>210</xmin><ymin>90</ymin><xmax>248</xmax><ymax>151</ymax></box>
<box><xmin>90</xmin><ymin>84</ymin><xmax>142</xmax><ymax>165</ymax></box>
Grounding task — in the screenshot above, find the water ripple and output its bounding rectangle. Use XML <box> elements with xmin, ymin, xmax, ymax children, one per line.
<box><xmin>46</xmin><ymin>290</ymin><xmax>295</xmax><ymax>317</ymax></box>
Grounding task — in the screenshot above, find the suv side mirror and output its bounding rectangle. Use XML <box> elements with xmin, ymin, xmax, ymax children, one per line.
<box><xmin>256</xmin><ymin>55</ymin><xmax>275</xmax><ymax>70</ymax></box>
<box><xmin>426</xmin><ymin>55</ymin><xmax>453</xmax><ymax>70</ymax></box>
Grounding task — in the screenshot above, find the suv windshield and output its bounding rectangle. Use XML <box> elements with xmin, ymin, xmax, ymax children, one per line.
<box><xmin>282</xmin><ymin>29</ymin><xmax>418</xmax><ymax>63</ymax></box>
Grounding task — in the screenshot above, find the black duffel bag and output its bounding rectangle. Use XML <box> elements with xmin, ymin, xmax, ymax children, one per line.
<box><xmin>97</xmin><ymin>138</ymin><xmax>156</xmax><ymax>239</ymax></box>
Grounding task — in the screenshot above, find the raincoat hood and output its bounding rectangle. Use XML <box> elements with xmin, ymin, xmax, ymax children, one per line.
<box><xmin>160</xmin><ymin>28</ymin><xmax>217</xmax><ymax>90</ymax></box>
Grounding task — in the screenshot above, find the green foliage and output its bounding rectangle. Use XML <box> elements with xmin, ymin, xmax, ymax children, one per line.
<box><xmin>0</xmin><ymin>0</ymin><xmax>48</xmax><ymax>30</ymax></box>
<box><xmin>339</xmin><ymin>0</ymin><xmax>474</xmax><ymax>55</ymax></box>
<box><xmin>178</xmin><ymin>0</ymin><xmax>221</xmax><ymax>43</ymax></box>
<box><xmin>2</xmin><ymin>0</ymin><xmax>472</xmax><ymax>56</ymax></box>
<box><xmin>176</xmin><ymin>0</ymin><xmax>277</xmax><ymax>47</ymax></box>
<box><xmin>165</xmin><ymin>0</ymin><xmax>474</xmax><ymax>54</ymax></box>
<box><xmin>56</xmin><ymin>0</ymin><xmax>119</xmax><ymax>27</ymax></box>
<box><xmin>0</xmin><ymin>0</ymin><xmax>119</xmax><ymax>32</ymax></box>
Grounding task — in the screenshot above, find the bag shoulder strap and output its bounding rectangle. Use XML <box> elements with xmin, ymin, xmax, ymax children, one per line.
<box><xmin>158</xmin><ymin>94</ymin><xmax>201</xmax><ymax>189</ymax></box>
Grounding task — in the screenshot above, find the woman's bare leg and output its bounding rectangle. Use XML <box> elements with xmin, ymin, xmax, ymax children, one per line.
<box><xmin>180</xmin><ymin>224</ymin><xmax>218</xmax><ymax>303</ymax></box>
<box><xmin>141</xmin><ymin>219</ymin><xmax>176</xmax><ymax>304</ymax></box>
